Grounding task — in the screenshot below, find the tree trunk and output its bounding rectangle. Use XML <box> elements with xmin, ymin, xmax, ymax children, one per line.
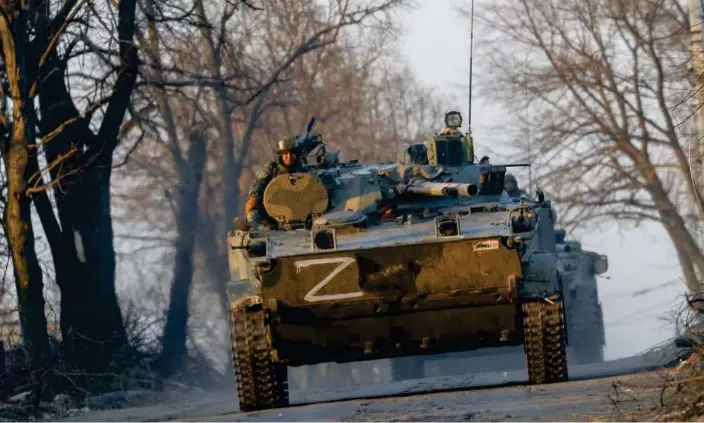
<box><xmin>34</xmin><ymin>49</ymin><xmax>134</xmax><ymax>375</ymax></box>
<box><xmin>226</xmin><ymin>94</ymin><xmax>269</xmax><ymax>222</ymax></box>
<box><xmin>157</xmin><ymin>130</ymin><xmax>209</xmax><ymax>376</ymax></box>
<box><xmin>673</xmin><ymin>239</ymin><xmax>700</xmax><ymax>296</ymax></box>
<box><xmin>5</xmin><ymin>146</ymin><xmax>50</xmax><ymax>371</ymax></box>
<box><xmin>0</xmin><ymin>341</ymin><xmax>5</xmax><ymax>377</ymax></box>
<box><xmin>189</xmin><ymin>0</ymin><xmax>238</xmax><ymax>311</ymax></box>
<box><xmin>61</xmin><ymin>166</ymin><xmax>128</xmax><ymax>372</ymax></box>
<box><xmin>689</xmin><ymin>0</ymin><xmax>704</xmax><ymax>219</ymax></box>
<box><xmin>661</xmin><ymin>209</ymin><xmax>704</xmax><ymax>295</ymax></box>
<box><xmin>193</xmin><ymin>0</ymin><xmax>239</xmax><ymax>228</ymax></box>
<box><xmin>648</xmin><ymin>173</ymin><xmax>704</xmax><ymax>296</ymax></box>
<box><xmin>37</xmin><ymin>138</ymin><xmax>129</xmax><ymax>374</ymax></box>
<box><xmin>0</xmin><ymin>5</ymin><xmax>51</xmax><ymax>376</ymax></box>
<box><xmin>34</xmin><ymin>0</ymin><xmax>138</xmax><ymax>373</ymax></box>
<box><xmin>196</xmin><ymin>208</ymin><xmax>229</xmax><ymax>313</ymax></box>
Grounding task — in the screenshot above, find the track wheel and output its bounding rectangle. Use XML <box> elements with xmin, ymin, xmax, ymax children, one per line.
<box><xmin>229</xmin><ymin>300</ymin><xmax>289</xmax><ymax>411</ymax></box>
<box><xmin>522</xmin><ymin>298</ymin><xmax>568</xmax><ymax>384</ymax></box>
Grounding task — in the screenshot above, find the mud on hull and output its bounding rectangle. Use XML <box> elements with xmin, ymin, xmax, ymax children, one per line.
<box><xmin>271</xmin><ymin>300</ymin><xmax>522</xmax><ymax>366</ymax></box>
<box><xmin>257</xmin><ymin>237</ymin><xmax>523</xmax><ymax>304</ymax></box>
<box><xmin>227</xmin><ymin>238</ymin><xmax>568</xmax><ymax>411</ymax></box>
<box><xmin>248</xmin><ymin>237</ymin><xmax>525</xmax><ymax>364</ymax></box>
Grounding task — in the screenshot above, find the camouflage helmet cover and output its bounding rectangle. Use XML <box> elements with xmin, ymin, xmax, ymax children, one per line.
<box><xmin>276</xmin><ymin>137</ymin><xmax>298</xmax><ymax>155</ymax></box>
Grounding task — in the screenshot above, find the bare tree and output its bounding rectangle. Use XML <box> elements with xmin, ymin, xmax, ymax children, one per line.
<box><xmin>469</xmin><ymin>0</ymin><xmax>704</xmax><ymax>295</ymax></box>
<box><xmin>130</xmin><ymin>0</ymin><xmax>240</xmax><ymax>377</ymax></box>
<box><xmin>0</xmin><ymin>2</ymin><xmax>51</xmax><ymax>378</ymax></box>
<box><xmin>0</xmin><ymin>0</ymin><xmax>142</xmax><ymax>388</ymax></box>
<box><xmin>26</xmin><ymin>0</ymin><xmax>140</xmax><ymax>376</ymax></box>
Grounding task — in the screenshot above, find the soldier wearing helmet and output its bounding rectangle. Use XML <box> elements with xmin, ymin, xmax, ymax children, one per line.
<box><xmin>504</xmin><ymin>173</ymin><xmax>528</xmax><ymax>199</ymax></box>
<box><xmin>407</xmin><ymin>144</ymin><xmax>429</xmax><ymax>165</ymax></box>
<box><xmin>244</xmin><ymin>137</ymin><xmax>305</xmax><ymax>224</ymax></box>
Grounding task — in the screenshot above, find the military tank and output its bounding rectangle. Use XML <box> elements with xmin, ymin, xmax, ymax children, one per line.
<box><xmin>226</xmin><ymin>111</ymin><xmax>568</xmax><ymax>411</ymax></box>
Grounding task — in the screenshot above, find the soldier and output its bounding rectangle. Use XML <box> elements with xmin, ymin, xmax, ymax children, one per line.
<box><xmin>407</xmin><ymin>144</ymin><xmax>429</xmax><ymax>165</ymax></box>
<box><xmin>504</xmin><ymin>173</ymin><xmax>528</xmax><ymax>198</ymax></box>
<box><xmin>244</xmin><ymin>137</ymin><xmax>305</xmax><ymax>224</ymax></box>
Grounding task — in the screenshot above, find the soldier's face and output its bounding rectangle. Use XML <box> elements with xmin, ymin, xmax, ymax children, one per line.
<box><xmin>505</xmin><ymin>181</ymin><xmax>515</xmax><ymax>191</ymax></box>
<box><xmin>281</xmin><ymin>152</ymin><xmax>297</xmax><ymax>167</ymax></box>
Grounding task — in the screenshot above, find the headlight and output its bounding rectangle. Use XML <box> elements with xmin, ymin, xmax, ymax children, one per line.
<box><xmin>594</xmin><ymin>254</ymin><xmax>608</xmax><ymax>274</ymax></box>
<box><xmin>445</xmin><ymin>111</ymin><xmax>463</xmax><ymax>128</ymax></box>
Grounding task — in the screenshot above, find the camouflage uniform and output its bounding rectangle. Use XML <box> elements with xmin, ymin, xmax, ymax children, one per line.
<box><xmin>245</xmin><ymin>138</ymin><xmax>304</xmax><ymax>223</ymax></box>
<box><xmin>504</xmin><ymin>173</ymin><xmax>528</xmax><ymax>199</ymax></box>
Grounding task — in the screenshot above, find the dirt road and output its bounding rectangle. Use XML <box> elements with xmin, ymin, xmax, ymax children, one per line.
<box><xmin>65</xmin><ymin>343</ymin><xmax>683</xmax><ymax>422</ymax></box>
<box><xmin>206</xmin><ymin>372</ymin><xmax>662</xmax><ymax>422</ymax></box>
<box><xmin>64</xmin><ymin>371</ymin><xmax>663</xmax><ymax>422</ymax></box>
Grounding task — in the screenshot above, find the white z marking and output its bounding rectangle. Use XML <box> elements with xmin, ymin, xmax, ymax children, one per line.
<box><xmin>296</xmin><ymin>257</ymin><xmax>363</xmax><ymax>302</ymax></box>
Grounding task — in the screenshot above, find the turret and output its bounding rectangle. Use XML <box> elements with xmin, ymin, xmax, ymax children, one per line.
<box><xmin>426</xmin><ymin>111</ymin><xmax>475</xmax><ymax>166</ymax></box>
<box><xmin>258</xmin><ymin>111</ymin><xmax>513</xmax><ymax>229</ymax></box>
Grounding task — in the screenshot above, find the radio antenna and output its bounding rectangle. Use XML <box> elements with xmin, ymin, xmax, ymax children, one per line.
<box><xmin>468</xmin><ymin>0</ymin><xmax>475</xmax><ymax>136</ymax></box>
<box><xmin>524</xmin><ymin>53</ymin><xmax>533</xmax><ymax>197</ymax></box>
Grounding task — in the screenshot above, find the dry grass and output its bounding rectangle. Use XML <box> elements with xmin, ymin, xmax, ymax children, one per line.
<box><xmin>605</xmin><ymin>295</ymin><xmax>704</xmax><ymax>421</ymax></box>
<box><xmin>606</xmin><ymin>345</ymin><xmax>703</xmax><ymax>421</ymax></box>
<box><xmin>0</xmin><ymin>301</ymin><xmax>224</xmax><ymax>422</ymax></box>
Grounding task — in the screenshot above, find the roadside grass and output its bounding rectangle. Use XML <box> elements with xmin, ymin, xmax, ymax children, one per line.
<box><xmin>0</xmin><ymin>305</ymin><xmax>226</xmax><ymax>421</ymax></box>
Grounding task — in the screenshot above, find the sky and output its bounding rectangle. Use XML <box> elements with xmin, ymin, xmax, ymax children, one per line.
<box><xmin>399</xmin><ymin>0</ymin><xmax>690</xmax><ymax>360</ymax></box>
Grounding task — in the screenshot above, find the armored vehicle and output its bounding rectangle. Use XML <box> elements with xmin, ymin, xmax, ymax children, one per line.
<box><xmin>555</xmin><ymin>229</ymin><xmax>609</xmax><ymax>364</ymax></box>
<box><xmin>395</xmin><ymin>228</ymin><xmax>609</xmax><ymax>381</ymax></box>
<box><xmin>226</xmin><ymin>111</ymin><xmax>568</xmax><ymax>411</ymax></box>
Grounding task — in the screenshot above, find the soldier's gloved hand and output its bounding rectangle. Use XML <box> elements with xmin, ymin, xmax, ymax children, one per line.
<box><xmin>246</xmin><ymin>210</ymin><xmax>260</xmax><ymax>224</ymax></box>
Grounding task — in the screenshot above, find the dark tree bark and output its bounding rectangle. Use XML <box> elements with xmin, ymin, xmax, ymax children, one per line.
<box><xmin>195</xmin><ymin>209</ymin><xmax>230</xmax><ymax>313</ymax></box>
<box><xmin>157</xmin><ymin>129</ymin><xmax>208</xmax><ymax>376</ymax></box>
<box><xmin>137</xmin><ymin>0</ymin><xmax>215</xmax><ymax>374</ymax></box>
<box><xmin>0</xmin><ymin>4</ymin><xmax>50</xmax><ymax>376</ymax></box>
<box><xmin>31</xmin><ymin>0</ymin><xmax>140</xmax><ymax>374</ymax></box>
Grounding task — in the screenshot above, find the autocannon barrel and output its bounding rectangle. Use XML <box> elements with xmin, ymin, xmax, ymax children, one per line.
<box><xmin>397</xmin><ymin>181</ymin><xmax>480</xmax><ymax>197</ymax></box>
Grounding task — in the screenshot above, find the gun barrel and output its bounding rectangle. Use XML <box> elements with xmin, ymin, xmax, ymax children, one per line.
<box><xmin>401</xmin><ymin>181</ymin><xmax>479</xmax><ymax>197</ymax></box>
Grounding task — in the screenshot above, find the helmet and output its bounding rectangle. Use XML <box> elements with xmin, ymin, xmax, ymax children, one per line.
<box><xmin>407</xmin><ymin>144</ymin><xmax>428</xmax><ymax>164</ymax></box>
<box><xmin>276</xmin><ymin>137</ymin><xmax>298</xmax><ymax>155</ymax></box>
<box><xmin>505</xmin><ymin>173</ymin><xmax>517</xmax><ymax>184</ymax></box>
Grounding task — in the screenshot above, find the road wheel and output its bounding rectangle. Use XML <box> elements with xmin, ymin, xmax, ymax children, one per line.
<box><xmin>229</xmin><ymin>299</ymin><xmax>289</xmax><ymax>411</ymax></box>
<box><xmin>522</xmin><ymin>298</ymin><xmax>568</xmax><ymax>384</ymax></box>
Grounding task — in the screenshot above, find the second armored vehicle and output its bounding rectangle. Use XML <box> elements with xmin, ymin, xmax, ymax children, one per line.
<box><xmin>555</xmin><ymin>229</ymin><xmax>609</xmax><ymax>364</ymax></box>
<box><xmin>226</xmin><ymin>112</ymin><xmax>569</xmax><ymax>411</ymax></box>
